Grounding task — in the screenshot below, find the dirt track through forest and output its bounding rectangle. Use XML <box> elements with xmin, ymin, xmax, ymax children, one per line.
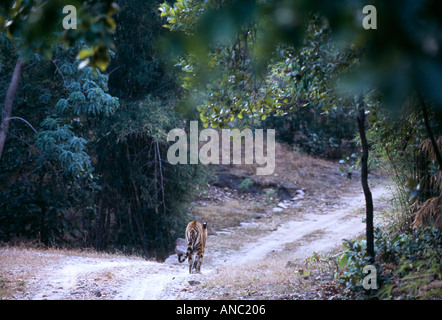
<box><xmin>2</xmin><ymin>180</ymin><xmax>392</xmax><ymax>300</ymax></box>
<box><xmin>218</xmin><ymin>185</ymin><xmax>390</xmax><ymax>265</ymax></box>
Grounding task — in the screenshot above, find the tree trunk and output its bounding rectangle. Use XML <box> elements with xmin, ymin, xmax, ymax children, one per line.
<box><xmin>418</xmin><ymin>95</ymin><xmax>442</xmax><ymax>172</ymax></box>
<box><xmin>0</xmin><ymin>56</ymin><xmax>24</xmax><ymax>160</ymax></box>
<box><xmin>357</xmin><ymin>101</ymin><xmax>375</xmax><ymax>262</ymax></box>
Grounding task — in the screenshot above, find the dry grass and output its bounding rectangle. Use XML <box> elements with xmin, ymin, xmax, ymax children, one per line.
<box><xmin>412</xmin><ymin>194</ymin><xmax>442</xmax><ymax>229</ymax></box>
<box><xmin>0</xmin><ymin>247</ymin><xmax>62</xmax><ymax>299</ymax></box>
<box><xmin>419</xmin><ymin>137</ymin><xmax>442</xmax><ymax>190</ymax></box>
<box><xmin>0</xmin><ymin>240</ymin><xmax>146</xmax><ymax>260</ymax></box>
<box><xmin>221</xmin><ymin>142</ymin><xmax>357</xmax><ymax>208</ymax></box>
<box><xmin>192</xmin><ymin>199</ymin><xmax>264</xmax><ymax>233</ymax></box>
<box><xmin>195</xmin><ymin>250</ymin><xmax>341</xmax><ymax>300</ymax></box>
<box><xmin>228</xmin><ymin>142</ymin><xmax>342</xmax><ymax>191</ymax></box>
<box><xmin>199</xmin><ymin>254</ymin><xmax>302</xmax><ymax>299</ymax></box>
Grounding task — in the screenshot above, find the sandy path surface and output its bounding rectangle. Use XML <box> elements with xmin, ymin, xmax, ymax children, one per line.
<box><xmin>222</xmin><ymin>185</ymin><xmax>390</xmax><ymax>265</ymax></box>
<box><xmin>2</xmin><ymin>182</ymin><xmax>392</xmax><ymax>300</ymax></box>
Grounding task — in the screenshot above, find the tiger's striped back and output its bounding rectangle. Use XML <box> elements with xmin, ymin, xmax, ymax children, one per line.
<box><xmin>178</xmin><ymin>221</ymin><xmax>207</xmax><ymax>274</ymax></box>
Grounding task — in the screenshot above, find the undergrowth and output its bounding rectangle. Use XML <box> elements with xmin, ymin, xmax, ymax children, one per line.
<box><xmin>337</xmin><ymin>227</ymin><xmax>442</xmax><ymax>299</ymax></box>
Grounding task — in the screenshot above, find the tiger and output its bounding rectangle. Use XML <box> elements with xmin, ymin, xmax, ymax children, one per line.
<box><xmin>178</xmin><ymin>221</ymin><xmax>208</xmax><ymax>274</ymax></box>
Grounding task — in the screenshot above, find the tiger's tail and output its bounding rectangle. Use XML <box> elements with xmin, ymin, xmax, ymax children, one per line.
<box><xmin>178</xmin><ymin>228</ymin><xmax>195</xmax><ymax>263</ymax></box>
<box><xmin>178</xmin><ymin>252</ymin><xmax>187</xmax><ymax>263</ymax></box>
<box><xmin>178</xmin><ymin>221</ymin><xmax>207</xmax><ymax>266</ymax></box>
<box><xmin>178</xmin><ymin>239</ymin><xmax>193</xmax><ymax>263</ymax></box>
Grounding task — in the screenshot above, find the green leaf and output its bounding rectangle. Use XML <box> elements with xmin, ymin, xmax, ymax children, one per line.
<box><xmin>338</xmin><ymin>253</ymin><xmax>348</xmax><ymax>269</ymax></box>
<box><xmin>55</xmin><ymin>99</ymin><xmax>69</xmax><ymax>113</ymax></box>
<box><xmin>77</xmin><ymin>49</ymin><xmax>92</xmax><ymax>60</ymax></box>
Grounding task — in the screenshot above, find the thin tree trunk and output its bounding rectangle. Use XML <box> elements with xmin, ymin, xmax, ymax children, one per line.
<box><xmin>418</xmin><ymin>94</ymin><xmax>442</xmax><ymax>171</ymax></box>
<box><xmin>357</xmin><ymin>100</ymin><xmax>375</xmax><ymax>262</ymax></box>
<box><xmin>0</xmin><ymin>56</ymin><xmax>24</xmax><ymax>160</ymax></box>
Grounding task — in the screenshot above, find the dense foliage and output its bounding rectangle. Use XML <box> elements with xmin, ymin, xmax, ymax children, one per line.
<box><xmin>368</xmin><ymin>100</ymin><xmax>442</xmax><ymax>231</ymax></box>
<box><xmin>0</xmin><ymin>0</ymin><xmax>118</xmax><ymax>71</ymax></box>
<box><xmin>338</xmin><ymin>227</ymin><xmax>442</xmax><ymax>299</ymax></box>
<box><xmin>0</xmin><ymin>0</ymin><xmax>205</xmax><ymax>259</ymax></box>
<box><xmin>160</xmin><ymin>3</ymin><xmax>360</xmax><ymax>157</ymax></box>
<box><xmin>0</xmin><ymin>40</ymin><xmax>117</xmax><ymax>245</ymax></box>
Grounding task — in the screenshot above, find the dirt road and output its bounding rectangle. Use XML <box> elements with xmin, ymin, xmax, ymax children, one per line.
<box><xmin>216</xmin><ymin>185</ymin><xmax>390</xmax><ymax>265</ymax></box>
<box><xmin>2</xmin><ymin>181</ymin><xmax>392</xmax><ymax>300</ymax></box>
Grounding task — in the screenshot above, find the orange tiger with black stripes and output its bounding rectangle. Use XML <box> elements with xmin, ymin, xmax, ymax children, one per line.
<box><xmin>178</xmin><ymin>221</ymin><xmax>207</xmax><ymax>274</ymax></box>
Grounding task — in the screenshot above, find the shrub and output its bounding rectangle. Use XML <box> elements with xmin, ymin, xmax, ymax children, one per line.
<box><xmin>238</xmin><ymin>178</ymin><xmax>254</xmax><ymax>193</ymax></box>
<box><xmin>337</xmin><ymin>227</ymin><xmax>442</xmax><ymax>299</ymax></box>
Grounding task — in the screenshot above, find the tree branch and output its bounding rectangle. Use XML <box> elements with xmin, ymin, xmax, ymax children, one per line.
<box><xmin>0</xmin><ymin>56</ymin><xmax>24</xmax><ymax>160</ymax></box>
<box><xmin>9</xmin><ymin>117</ymin><xmax>38</xmax><ymax>134</ymax></box>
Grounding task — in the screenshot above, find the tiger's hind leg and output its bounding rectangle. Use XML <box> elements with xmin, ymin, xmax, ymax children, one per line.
<box><xmin>195</xmin><ymin>247</ymin><xmax>204</xmax><ymax>273</ymax></box>
<box><xmin>188</xmin><ymin>254</ymin><xmax>194</xmax><ymax>274</ymax></box>
<box><xmin>195</xmin><ymin>254</ymin><xmax>204</xmax><ymax>273</ymax></box>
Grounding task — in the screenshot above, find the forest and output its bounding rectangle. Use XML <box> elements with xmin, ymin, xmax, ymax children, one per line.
<box><xmin>0</xmin><ymin>0</ymin><xmax>441</xmax><ymax>300</ymax></box>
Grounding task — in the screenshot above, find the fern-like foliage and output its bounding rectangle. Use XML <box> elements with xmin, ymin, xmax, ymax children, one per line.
<box><xmin>56</xmin><ymin>51</ymin><xmax>119</xmax><ymax>118</ymax></box>
<box><xmin>36</xmin><ymin>120</ymin><xmax>91</xmax><ymax>178</ymax></box>
<box><xmin>36</xmin><ymin>44</ymin><xmax>120</xmax><ymax>178</ymax></box>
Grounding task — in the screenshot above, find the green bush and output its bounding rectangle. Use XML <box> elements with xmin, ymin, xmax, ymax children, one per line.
<box><xmin>337</xmin><ymin>227</ymin><xmax>442</xmax><ymax>299</ymax></box>
<box><xmin>238</xmin><ymin>178</ymin><xmax>254</xmax><ymax>193</ymax></box>
<box><xmin>337</xmin><ymin>238</ymin><xmax>385</xmax><ymax>298</ymax></box>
